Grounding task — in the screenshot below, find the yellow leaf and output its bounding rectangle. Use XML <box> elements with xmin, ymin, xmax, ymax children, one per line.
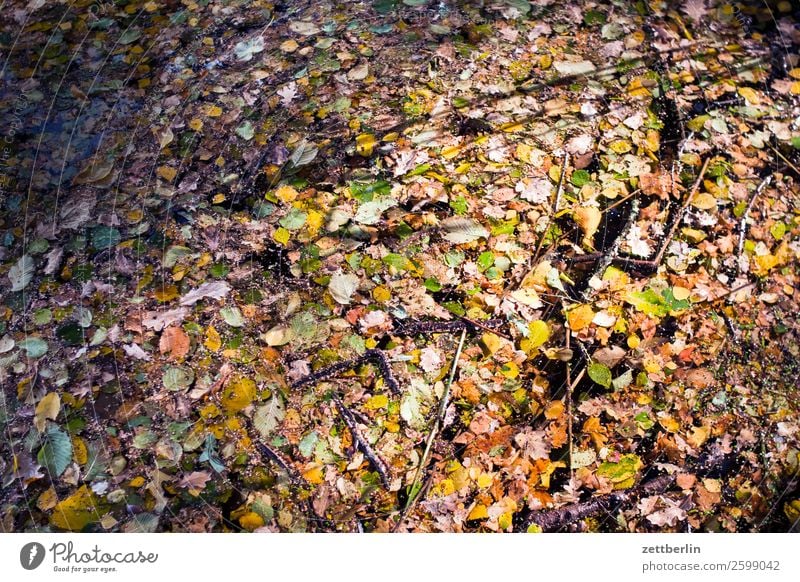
<box><xmin>609</xmin><ymin>139</ymin><xmax>632</xmax><ymax>154</ymax></box>
<box><xmin>37</xmin><ymin>487</ymin><xmax>58</xmax><ymax>511</ymax></box>
<box><xmin>690</xmin><ymin>191</ymin><xmax>716</xmax><ymax>210</ymax></box>
<box><xmin>221</xmin><ymin>377</ymin><xmax>257</xmax><ymax>414</ymax></box>
<box><xmin>671</xmin><ymin>286</ymin><xmax>691</xmax><ymax>301</ymax></box>
<box><xmin>481</xmin><ymin>332</ymin><xmax>504</xmax><ymax>356</ymax></box>
<box><xmin>364</xmin><ymin>394</ymin><xmax>389</xmax><ymax>410</ymax></box>
<box><xmin>273</xmin><ymin>227</ymin><xmax>291</xmax><ymax>246</ymax></box>
<box><xmin>468</xmin><ymin>504</ymin><xmax>489</xmax><ymax>520</ymax></box>
<box><xmin>372</xmin><ymin>285</ymin><xmax>391</xmax><ymax>303</ymax></box>
<box><xmin>128</xmin><ymin>476</ymin><xmax>146</xmax><ymax>487</ymax></box>
<box><xmin>687</xmin><ymin>425</ymin><xmax>709</xmax><ymax>448</ymax></box>
<box><xmin>791</xmin><ymin>81</ymin><xmax>800</xmax><ymax>95</ymax></box>
<box><xmin>573</xmin><ymin>206</ymin><xmax>602</xmax><ymax>248</ymax></box>
<box><xmin>784</xmin><ymin>499</ymin><xmax>800</xmax><ymax>523</ymax></box>
<box><xmin>476</xmin><ymin>473</ymin><xmax>493</xmax><ymax>488</ymax></box>
<box><xmin>303</xmin><ymin>464</ymin><xmax>324</xmax><ymax>484</ymax></box>
<box><xmin>157</xmin><ymin>165</ymin><xmax>177</xmax><ymax>182</ymax></box>
<box><xmin>737</xmin><ymin>86</ymin><xmax>760</xmax><ymax>105</ymax></box>
<box><xmin>50</xmin><ymin>486</ymin><xmax>102</xmax><ymax>531</ymax></box>
<box><xmin>356</xmin><ymin>133</ymin><xmax>376</xmax><ymax>156</ymax></box>
<box><xmin>35</xmin><ymin>392</ymin><xmax>61</xmax><ymax>432</ymax></box>
<box><xmin>238</xmin><ymin>511</ymin><xmax>265</xmax><ymax>531</ymax></box>
<box><xmin>274</xmin><ymin>185</ymin><xmax>298</xmax><ymax>203</ymax></box>
<box><xmin>72</xmin><ymin>436</ymin><xmax>88</xmax><ymax>465</ymax></box>
<box><xmin>441</xmin><ymin>145</ymin><xmax>462</xmax><ymax>160</ymax></box>
<box><xmin>545</xmin><ymin>400</ymin><xmax>564</xmax><ymax>420</ymax></box>
<box><xmin>204</xmin><ymin>326</ymin><xmax>221</xmax><ymax>352</ymax></box>
<box><xmin>154</xmin><ymin>284</ymin><xmax>179</xmax><ymax>302</ymax></box>
<box><xmin>500</xmin><ymin>361</ymin><xmax>519</xmax><ymax>379</ymax></box>
<box><xmin>526</xmin><ymin>320</ymin><xmax>550</xmax><ymax>351</ymax></box>
<box><xmin>566</xmin><ymin>304</ymin><xmax>595</xmax><ymax>331</ymax></box>
<box><xmin>206</xmin><ymin>104</ymin><xmax>223</xmax><ymax>117</ymax></box>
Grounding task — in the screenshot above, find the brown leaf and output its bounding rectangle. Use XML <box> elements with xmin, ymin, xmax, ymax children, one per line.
<box><xmin>159</xmin><ymin>326</ymin><xmax>190</xmax><ymax>361</ymax></box>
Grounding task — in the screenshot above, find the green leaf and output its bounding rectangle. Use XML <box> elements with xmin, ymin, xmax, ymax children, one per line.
<box><xmin>626</xmin><ymin>288</ymin><xmax>668</xmax><ymax>317</ymax></box>
<box><xmin>38</xmin><ymin>427</ymin><xmax>73</xmax><ymax>477</ymax></box>
<box><xmin>477</xmin><ymin>251</ymin><xmax>494</xmax><ymax>272</ymax></box>
<box><xmin>236</xmin><ymin>121</ymin><xmax>255</xmax><ymax>140</ymax></box>
<box><xmin>279</xmin><ymin>208</ymin><xmax>308</xmax><ymax>230</ymax></box>
<box><xmin>440</xmin><ymin>217</ymin><xmax>489</xmax><ymax>244</ymax></box>
<box><xmin>18</xmin><ymin>337</ymin><xmax>49</xmax><ymax>358</ymax></box>
<box><xmin>355</xmin><ymin>197</ymin><xmax>398</xmax><ymax>225</ymax></box>
<box><xmin>220</xmin><ymin>306</ymin><xmax>245</xmax><ymax>327</ymax></box>
<box><xmin>424</xmin><ymin>277</ymin><xmax>442</xmax><ymax>292</ymax></box>
<box><xmin>91</xmin><ymin>226</ymin><xmax>121</xmax><ymax>250</ymax></box>
<box><xmin>596</xmin><ymin>454</ymin><xmax>642</xmax><ymax>489</ymax></box>
<box><xmin>588</xmin><ymin>361</ymin><xmax>612</xmax><ymax>388</ymax></box>
<box><xmin>253</xmin><ymin>395</ymin><xmax>286</xmax><ymax>438</ymax></box>
<box><xmin>8</xmin><ymin>254</ymin><xmax>35</xmax><ymax>291</ymax></box>
<box><xmin>349</xmin><ymin>180</ymin><xmax>391</xmax><ymax>202</ymax></box>
<box><xmin>571</xmin><ymin>169</ymin><xmax>591</xmax><ymax>187</ymax></box>
<box><xmin>57</xmin><ymin>322</ymin><xmax>84</xmax><ymax>346</ymax></box>
<box><xmin>162</xmin><ymin>366</ymin><xmax>195</xmax><ymax>391</ymax></box>
<box><xmin>298</xmin><ymin>431</ymin><xmax>319</xmax><ymax>458</ymax></box>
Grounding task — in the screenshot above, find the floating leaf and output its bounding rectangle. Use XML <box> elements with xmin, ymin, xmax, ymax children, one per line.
<box><xmin>328</xmin><ymin>272</ymin><xmax>360</xmax><ymax>304</ymax></box>
<box><xmin>588</xmin><ymin>361</ymin><xmax>612</xmax><ymax>389</ymax></box>
<box><xmin>441</xmin><ymin>217</ymin><xmax>489</xmax><ymax>244</ymax></box>
<box><xmin>50</xmin><ymin>485</ymin><xmax>102</xmax><ymax>531</ymax></box>
<box><xmin>38</xmin><ymin>427</ymin><xmax>73</xmax><ymax>477</ymax></box>
<box><xmin>8</xmin><ymin>254</ymin><xmax>35</xmax><ymax>291</ymax></box>
<box><xmin>221</xmin><ymin>377</ymin><xmax>257</xmax><ymax>414</ymax></box>
<box><xmin>234</xmin><ymin>36</ymin><xmax>265</xmax><ymax>61</ymax></box>
<box><xmin>162</xmin><ymin>366</ymin><xmax>195</xmax><ymax>391</ymax></box>
<box><xmin>596</xmin><ymin>453</ymin><xmax>642</xmax><ymax>489</ymax></box>
<box><xmin>253</xmin><ymin>395</ymin><xmax>286</xmax><ymax>438</ymax></box>
<box><xmin>34</xmin><ymin>392</ymin><xmax>61</xmax><ymax>433</ymax></box>
<box><xmin>18</xmin><ymin>337</ymin><xmax>49</xmax><ymax>358</ymax></box>
<box><xmin>220</xmin><ymin>306</ymin><xmax>245</xmax><ymax>327</ymax></box>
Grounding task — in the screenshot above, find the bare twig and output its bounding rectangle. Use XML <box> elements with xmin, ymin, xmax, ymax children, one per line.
<box><xmin>332</xmin><ymin>393</ymin><xmax>391</xmax><ymax>488</ymax></box>
<box><xmin>291</xmin><ymin>348</ymin><xmax>400</xmax><ymax>394</ymax></box>
<box><xmin>737</xmin><ymin>174</ymin><xmax>773</xmax><ymax>261</ymax></box>
<box><xmin>581</xmin><ymin>197</ymin><xmax>640</xmax><ymax>301</ymax></box>
<box><xmin>403</xmin><ymin>328</ymin><xmax>467</xmax><ymax>512</ymax></box>
<box><xmin>651</xmin><ymin>156</ymin><xmax>710</xmax><ymax>267</ymax></box>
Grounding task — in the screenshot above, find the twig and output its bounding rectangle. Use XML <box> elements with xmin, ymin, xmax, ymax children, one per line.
<box><xmin>254</xmin><ymin>440</ymin><xmax>305</xmax><ymax>488</ymax></box>
<box><xmin>529</xmin><ymin>153</ymin><xmax>570</xmax><ymax>269</ymax></box>
<box><xmin>651</xmin><ymin>156</ymin><xmax>710</xmax><ymax>267</ymax></box>
<box><xmin>581</xmin><ymin>197</ymin><xmax>640</xmax><ymax>301</ymax></box>
<box><xmin>403</xmin><ymin>328</ymin><xmax>467</xmax><ymax>512</ymax></box>
<box><xmin>737</xmin><ymin>174</ymin><xmax>773</xmax><ymax>260</ymax></box>
<box><xmin>522</xmin><ymin>474</ymin><xmax>676</xmax><ymax>532</ymax></box>
<box><xmin>332</xmin><ymin>393</ymin><xmax>391</xmax><ymax>488</ymax></box>
<box><xmin>291</xmin><ymin>348</ymin><xmax>400</xmax><ymax>394</ymax></box>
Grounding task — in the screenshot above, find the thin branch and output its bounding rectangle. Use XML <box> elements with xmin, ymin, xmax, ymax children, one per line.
<box><xmin>403</xmin><ymin>328</ymin><xmax>468</xmax><ymax>512</ymax></box>
<box><xmin>651</xmin><ymin>156</ymin><xmax>711</xmax><ymax>267</ymax></box>
<box><xmin>291</xmin><ymin>348</ymin><xmax>400</xmax><ymax>394</ymax></box>
<box><xmin>332</xmin><ymin>393</ymin><xmax>391</xmax><ymax>488</ymax></box>
<box><xmin>737</xmin><ymin>174</ymin><xmax>773</xmax><ymax>261</ymax></box>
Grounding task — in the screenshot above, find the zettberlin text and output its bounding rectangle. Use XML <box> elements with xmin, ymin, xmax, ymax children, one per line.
<box><xmin>642</xmin><ymin>544</ymin><xmax>701</xmax><ymax>554</ymax></box>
